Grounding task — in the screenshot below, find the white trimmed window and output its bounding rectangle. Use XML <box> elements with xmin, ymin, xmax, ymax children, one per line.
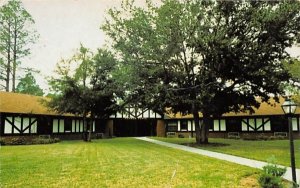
<box><xmin>241</xmin><ymin>118</ymin><xmax>271</xmax><ymax>132</ymax></box>
<box><xmin>53</xmin><ymin>119</ymin><xmax>64</xmax><ymax>133</ymax></box>
<box><xmin>4</xmin><ymin>117</ymin><xmax>13</xmax><ymax>134</ymax></box>
<box><xmin>167</xmin><ymin>121</ymin><xmax>178</xmax><ymax>132</ymax></box>
<box><xmin>213</xmin><ymin>119</ymin><xmax>226</xmax><ymax>131</ymax></box>
<box><xmin>292</xmin><ymin>118</ymin><xmax>299</xmax><ymax>131</ymax></box>
<box><xmin>180</xmin><ymin>120</ymin><xmax>188</xmax><ymax>131</ymax></box>
<box><xmin>4</xmin><ymin>117</ymin><xmax>37</xmax><ymax>134</ymax></box>
<box><xmin>72</xmin><ymin>120</ymin><xmax>84</xmax><ymax>133</ymax></box>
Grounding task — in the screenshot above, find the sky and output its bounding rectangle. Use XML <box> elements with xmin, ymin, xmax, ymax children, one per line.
<box><xmin>2</xmin><ymin>0</ymin><xmax>300</xmax><ymax>93</ymax></box>
<box><xmin>19</xmin><ymin>0</ymin><xmax>125</xmax><ymax>92</ymax></box>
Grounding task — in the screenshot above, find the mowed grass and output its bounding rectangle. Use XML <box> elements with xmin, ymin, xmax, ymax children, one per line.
<box><xmin>0</xmin><ymin>138</ymin><xmax>258</xmax><ymax>188</ymax></box>
<box><xmin>153</xmin><ymin>137</ymin><xmax>300</xmax><ymax>168</ymax></box>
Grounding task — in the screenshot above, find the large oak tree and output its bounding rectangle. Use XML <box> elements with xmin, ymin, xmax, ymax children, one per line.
<box><xmin>103</xmin><ymin>0</ymin><xmax>300</xmax><ymax>144</ymax></box>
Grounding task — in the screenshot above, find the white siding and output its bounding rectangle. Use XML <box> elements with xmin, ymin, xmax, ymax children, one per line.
<box><xmin>143</xmin><ymin>111</ymin><xmax>149</xmax><ymax>118</ymax></box>
<box><xmin>117</xmin><ymin>112</ymin><xmax>122</xmax><ymax>118</ymax></box>
<box><xmin>177</xmin><ymin>121</ymin><xmax>181</xmax><ymax>131</ymax></box>
<box><xmin>149</xmin><ymin>111</ymin><xmax>156</xmax><ymax>118</ymax></box>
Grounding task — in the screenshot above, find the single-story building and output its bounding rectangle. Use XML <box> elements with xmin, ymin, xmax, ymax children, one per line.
<box><xmin>0</xmin><ymin>91</ymin><xmax>299</xmax><ymax>139</ymax></box>
<box><xmin>0</xmin><ymin>91</ymin><xmax>164</xmax><ymax>139</ymax></box>
<box><xmin>165</xmin><ymin>97</ymin><xmax>300</xmax><ymax>139</ymax></box>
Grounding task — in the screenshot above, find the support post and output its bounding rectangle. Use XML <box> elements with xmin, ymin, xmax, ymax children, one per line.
<box><xmin>288</xmin><ymin>116</ymin><xmax>297</xmax><ymax>187</ymax></box>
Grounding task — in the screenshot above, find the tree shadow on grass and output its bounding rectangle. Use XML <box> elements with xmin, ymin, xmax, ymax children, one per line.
<box><xmin>182</xmin><ymin>142</ymin><xmax>230</xmax><ymax>148</ymax></box>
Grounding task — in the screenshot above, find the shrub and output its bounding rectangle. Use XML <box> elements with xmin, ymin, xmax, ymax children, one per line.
<box><xmin>10</xmin><ymin>137</ymin><xmax>27</xmax><ymax>145</ymax></box>
<box><xmin>1</xmin><ymin>137</ymin><xmax>60</xmax><ymax>145</ymax></box>
<box><xmin>258</xmin><ymin>158</ymin><xmax>286</xmax><ymax>188</ymax></box>
<box><xmin>0</xmin><ymin>138</ymin><xmax>5</xmax><ymax>146</ymax></box>
<box><xmin>268</xmin><ymin>136</ymin><xmax>286</xmax><ymax>141</ymax></box>
<box><xmin>53</xmin><ymin>138</ymin><xmax>60</xmax><ymax>143</ymax></box>
<box><xmin>258</xmin><ymin>173</ymin><xmax>284</xmax><ymax>188</ymax></box>
<box><xmin>32</xmin><ymin>137</ymin><xmax>60</xmax><ymax>145</ymax></box>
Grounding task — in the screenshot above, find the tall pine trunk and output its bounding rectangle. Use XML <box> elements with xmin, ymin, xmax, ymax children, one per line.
<box><xmin>5</xmin><ymin>23</ymin><xmax>11</xmax><ymax>92</ymax></box>
<box><xmin>12</xmin><ymin>19</ymin><xmax>17</xmax><ymax>92</ymax></box>
<box><xmin>5</xmin><ymin>53</ymin><xmax>11</xmax><ymax>92</ymax></box>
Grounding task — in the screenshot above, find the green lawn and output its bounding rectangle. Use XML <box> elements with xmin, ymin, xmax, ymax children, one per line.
<box><xmin>153</xmin><ymin>137</ymin><xmax>300</xmax><ymax>168</ymax></box>
<box><xmin>0</xmin><ymin>138</ymin><xmax>259</xmax><ymax>188</ymax></box>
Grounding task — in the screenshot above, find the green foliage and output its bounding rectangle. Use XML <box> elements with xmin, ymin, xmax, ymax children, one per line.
<box><xmin>16</xmin><ymin>72</ymin><xmax>44</xmax><ymax>96</ymax></box>
<box><xmin>258</xmin><ymin>158</ymin><xmax>286</xmax><ymax>188</ymax></box>
<box><xmin>283</xmin><ymin>58</ymin><xmax>300</xmax><ymax>104</ymax></box>
<box><xmin>47</xmin><ymin>46</ymin><xmax>120</xmax><ymax>118</ymax></box>
<box><xmin>0</xmin><ymin>137</ymin><xmax>60</xmax><ymax>145</ymax></box>
<box><xmin>47</xmin><ymin>45</ymin><xmax>120</xmax><ymax>141</ymax></box>
<box><xmin>103</xmin><ymin>0</ymin><xmax>300</xmax><ymax>143</ymax></box>
<box><xmin>0</xmin><ymin>0</ymin><xmax>38</xmax><ymax>92</ymax></box>
<box><xmin>258</xmin><ymin>173</ymin><xmax>284</xmax><ymax>188</ymax></box>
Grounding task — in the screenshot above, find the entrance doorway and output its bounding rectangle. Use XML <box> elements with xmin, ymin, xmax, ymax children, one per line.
<box><xmin>113</xmin><ymin>119</ymin><xmax>157</xmax><ymax>137</ymax></box>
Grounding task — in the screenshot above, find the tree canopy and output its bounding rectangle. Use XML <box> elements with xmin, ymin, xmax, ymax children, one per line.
<box><xmin>16</xmin><ymin>72</ymin><xmax>44</xmax><ymax>96</ymax></box>
<box><xmin>47</xmin><ymin>46</ymin><xmax>120</xmax><ymax>141</ymax></box>
<box><xmin>0</xmin><ymin>0</ymin><xmax>38</xmax><ymax>92</ymax></box>
<box><xmin>103</xmin><ymin>0</ymin><xmax>300</xmax><ymax>143</ymax></box>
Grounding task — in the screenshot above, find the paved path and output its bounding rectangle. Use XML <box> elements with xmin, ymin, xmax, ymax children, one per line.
<box><xmin>136</xmin><ymin>137</ymin><xmax>300</xmax><ymax>184</ymax></box>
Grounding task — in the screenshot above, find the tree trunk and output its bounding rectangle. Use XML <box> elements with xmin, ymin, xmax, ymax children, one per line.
<box><xmin>12</xmin><ymin>57</ymin><xmax>16</xmax><ymax>92</ymax></box>
<box><xmin>200</xmin><ymin>114</ymin><xmax>210</xmax><ymax>144</ymax></box>
<box><xmin>193</xmin><ymin>110</ymin><xmax>201</xmax><ymax>144</ymax></box>
<box><xmin>83</xmin><ymin>113</ymin><xmax>88</xmax><ymax>141</ymax></box>
<box><xmin>194</xmin><ymin>110</ymin><xmax>210</xmax><ymax>144</ymax></box>
<box><xmin>5</xmin><ymin>56</ymin><xmax>10</xmax><ymax>92</ymax></box>
<box><xmin>12</xmin><ymin>20</ymin><xmax>17</xmax><ymax>92</ymax></box>
<box><xmin>87</xmin><ymin>115</ymin><xmax>93</xmax><ymax>142</ymax></box>
<box><xmin>5</xmin><ymin>23</ymin><xmax>11</xmax><ymax>92</ymax></box>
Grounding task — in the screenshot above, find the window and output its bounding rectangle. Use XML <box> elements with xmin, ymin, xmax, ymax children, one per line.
<box><xmin>292</xmin><ymin>118</ymin><xmax>299</xmax><ymax>131</ymax></box>
<box><xmin>4</xmin><ymin>117</ymin><xmax>37</xmax><ymax>134</ymax></box>
<box><xmin>167</xmin><ymin>121</ymin><xmax>178</xmax><ymax>132</ymax></box>
<box><xmin>53</xmin><ymin>119</ymin><xmax>64</xmax><ymax>133</ymax></box>
<box><xmin>180</xmin><ymin>120</ymin><xmax>188</xmax><ymax>131</ymax></box>
<box><xmin>72</xmin><ymin>120</ymin><xmax>84</xmax><ymax>133</ymax></box>
<box><xmin>241</xmin><ymin>118</ymin><xmax>271</xmax><ymax>132</ymax></box>
<box><xmin>213</xmin><ymin>119</ymin><xmax>226</xmax><ymax>131</ymax></box>
<box><xmin>64</xmin><ymin>120</ymin><xmax>72</xmax><ymax>133</ymax></box>
<box><xmin>4</xmin><ymin>117</ymin><xmax>12</xmax><ymax>134</ymax></box>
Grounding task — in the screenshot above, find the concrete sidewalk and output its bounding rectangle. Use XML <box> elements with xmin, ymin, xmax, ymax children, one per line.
<box><xmin>136</xmin><ymin>137</ymin><xmax>300</xmax><ymax>184</ymax></box>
